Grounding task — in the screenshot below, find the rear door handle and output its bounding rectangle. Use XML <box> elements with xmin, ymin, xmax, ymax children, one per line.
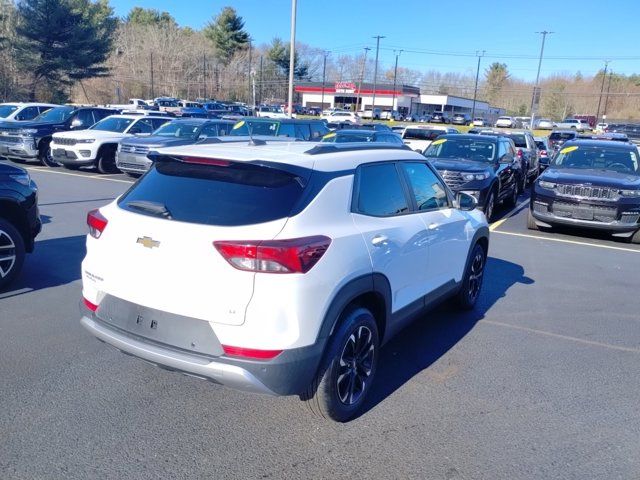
<box><xmin>371</xmin><ymin>235</ymin><xmax>388</xmax><ymax>246</ymax></box>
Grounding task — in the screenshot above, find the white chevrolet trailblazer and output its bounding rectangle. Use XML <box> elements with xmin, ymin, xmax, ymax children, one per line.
<box><xmin>80</xmin><ymin>141</ymin><xmax>489</xmax><ymax>421</ymax></box>
<box><xmin>51</xmin><ymin>115</ymin><xmax>171</xmax><ymax>173</ymax></box>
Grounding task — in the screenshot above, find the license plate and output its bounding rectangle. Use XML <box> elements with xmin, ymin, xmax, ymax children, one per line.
<box><xmin>573</xmin><ymin>207</ymin><xmax>594</xmax><ymax>220</ymax></box>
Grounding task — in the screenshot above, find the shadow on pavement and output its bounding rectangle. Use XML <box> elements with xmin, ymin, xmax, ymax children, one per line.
<box><xmin>0</xmin><ymin>235</ymin><xmax>86</xmax><ymax>298</ymax></box>
<box><xmin>359</xmin><ymin>257</ymin><xmax>533</xmax><ymax>418</ymax></box>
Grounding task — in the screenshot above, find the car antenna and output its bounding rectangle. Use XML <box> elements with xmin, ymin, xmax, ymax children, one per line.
<box><xmin>247</xmin><ymin>121</ymin><xmax>265</xmax><ymax>146</ymax></box>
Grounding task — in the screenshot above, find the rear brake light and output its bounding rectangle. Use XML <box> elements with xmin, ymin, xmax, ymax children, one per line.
<box><xmin>516</xmin><ymin>149</ymin><xmax>523</xmax><ymax>157</ymax></box>
<box><xmin>222</xmin><ymin>345</ymin><xmax>283</xmax><ymax>360</ymax></box>
<box><xmin>180</xmin><ymin>157</ymin><xmax>230</xmax><ymax>166</ymax></box>
<box><xmin>83</xmin><ymin>297</ymin><xmax>98</xmax><ymax>312</ymax></box>
<box><xmin>540</xmin><ymin>150</ymin><xmax>547</xmax><ymax>155</ymax></box>
<box><xmin>214</xmin><ymin>236</ymin><xmax>331</xmax><ymax>274</ymax></box>
<box><xmin>87</xmin><ymin>209</ymin><xmax>108</xmax><ymax>238</ymax></box>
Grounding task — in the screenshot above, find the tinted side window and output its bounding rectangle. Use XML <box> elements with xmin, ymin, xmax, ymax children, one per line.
<box><xmin>355</xmin><ymin>163</ymin><xmax>409</xmax><ymax>217</ymax></box>
<box><xmin>276</xmin><ymin>124</ymin><xmax>296</xmax><ymax>138</ymax></box>
<box><xmin>151</xmin><ymin>118</ymin><xmax>170</xmax><ymax>130</ymax></box>
<box><xmin>400</xmin><ymin>162</ymin><xmax>450</xmax><ymax>211</ymax></box>
<box><xmin>93</xmin><ymin>110</ymin><xmax>112</xmax><ymax>122</ymax></box>
<box><xmin>498</xmin><ymin>141</ymin><xmax>508</xmax><ymax>158</ymax></box>
<box><xmin>295</xmin><ymin>124</ymin><xmax>311</xmax><ymax>140</ymax></box>
<box><xmin>18</xmin><ymin>106</ymin><xmax>40</xmax><ymax>120</ymax></box>
<box><xmin>75</xmin><ymin>109</ymin><xmax>95</xmax><ymax>127</ymax></box>
<box><xmin>310</xmin><ymin>123</ymin><xmax>329</xmax><ymax>139</ymax></box>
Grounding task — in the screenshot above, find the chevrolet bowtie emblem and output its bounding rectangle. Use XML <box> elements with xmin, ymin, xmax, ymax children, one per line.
<box><xmin>136</xmin><ymin>236</ymin><xmax>160</xmax><ymax>249</ymax></box>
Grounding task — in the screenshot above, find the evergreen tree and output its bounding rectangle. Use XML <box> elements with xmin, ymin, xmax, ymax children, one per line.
<box><xmin>125</xmin><ymin>7</ymin><xmax>176</xmax><ymax>28</ymax></box>
<box><xmin>267</xmin><ymin>37</ymin><xmax>308</xmax><ymax>80</ymax></box>
<box><xmin>204</xmin><ymin>6</ymin><xmax>249</xmax><ymax>65</ymax></box>
<box><xmin>484</xmin><ymin>62</ymin><xmax>510</xmax><ymax>106</ymax></box>
<box><xmin>14</xmin><ymin>0</ymin><xmax>117</xmax><ymax>101</ymax></box>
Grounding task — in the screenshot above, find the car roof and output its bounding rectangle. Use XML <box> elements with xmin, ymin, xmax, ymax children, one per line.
<box><xmin>154</xmin><ymin>141</ymin><xmax>421</xmax><ymax>172</ymax></box>
<box><xmin>334</xmin><ymin>129</ymin><xmax>375</xmax><ymax>135</ymax></box>
<box><xmin>242</xmin><ymin>117</ymin><xmax>325</xmax><ymax>124</ymax></box>
<box><xmin>442</xmin><ymin>134</ymin><xmax>498</xmax><ymax>141</ymax></box>
<box><xmin>561</xmin><ymin>139</ymin><xmax>637</xmax><ymax>149</ymax></box>
<box><xmin>0</xmin><ymin>102</ymin><xmax>58</xmax><ymax>107</ymax></box>
<box><xmin>105</xmin><ymin>114</ymin><xmax>167</xmax><ymax>120</ymax></box>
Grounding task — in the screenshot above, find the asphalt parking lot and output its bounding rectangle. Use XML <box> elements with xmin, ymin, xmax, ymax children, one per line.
<box><xmin>1</xmin><ymin>162</ymin><xmax>639</xmax><ymax>480</ymax></box>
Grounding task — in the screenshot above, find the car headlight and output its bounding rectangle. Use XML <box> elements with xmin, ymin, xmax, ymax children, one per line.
<box><xmin>18</xmin><ymin>129</ymin><xmax>37</xmax><ymax>135</ymax></box>
<box><xmin>76</xmin><ymin>139</ymin><xmax>95</xmax><ymax>144</ymax></box>
<box><xmin>462</xmin><ymin>172</ymin><xmax>489</xmax><ymax>181</ymax></box>
<box><xmin>9</xmin><ymin>172</ymin><xmax>31</xmax><ymax>186</ymax></box>
<box><xmin>620</xmin><ymin>189</ymin><xmax>640</xmax><ymax>197</ymax></box>
<box><xmin>539</xmin><ymin>180</ymin><xmax>557</xmax><ymax>189</ymax></box>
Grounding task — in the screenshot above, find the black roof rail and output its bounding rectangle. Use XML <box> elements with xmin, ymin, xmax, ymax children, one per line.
<box><xmin>305</xmin><ymin>142</ymin><xmax>411</xmax><ymax>155</ymax></box>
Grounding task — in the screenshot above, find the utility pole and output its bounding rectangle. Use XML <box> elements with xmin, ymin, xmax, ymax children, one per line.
<box><xmin>391</xmin><ymin>49</ymin><xmax>403</xmax><ymax>114</ymax></box>
<box><xmin>471</xmin><ymin>50</ymin><xmax>485</xmax><ymax>121</ymax></box>
<box><xmin>202</xmin><ymin>53</ymin><xmax>207</xmax><ymax>100</ymax></box>
<box><xmin>355</xmin><ymin>47</ymin><xmax>370</xmax><ymax>114</ymax></box>
<box><xmin>595</xmin><ymin>61</ymin><xmax>610</xmax><ymax>124</ymax></box>
<box><xmin>530</xmin><ymin>31</ymin><xmax>553</xmax><ymax>129</ymax></box>
<box><xmin>320</xmin><ymin>51</ymin><xmax>328</xmax><ymax>111</ymax></box>
<box><xmin>370</xmin><ymin>35</ymin><xmax>385</xmax><ymax>120</ymax></box>
<box><xmin>603</xmin><ymin>70</ymin><xmax>613</xmax><ymax>119</ymax></box>
<box><xmin>286</xmin><ymin>0</ymin><xmax>297</xmax><ymax>118</ymax></box>
<box><xmin>259</xmin><ymin>55</ymin><xmax>263</xmax><ymax>107</ymax></box>
<box><xmin>247</xmin><ymin>38</ymin><xmax>252</xmax><ymax>104</ymax></box>
<box><xmin>150</xmin><ymin>52</ymin><xmax>155</xmax><ymax>99</ymax></box>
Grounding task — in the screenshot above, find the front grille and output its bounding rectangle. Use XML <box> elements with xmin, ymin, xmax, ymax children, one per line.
<box><xmin>620</xmin><ymin>212</ymin><xmax>640</xmax><ymax>224</ymax></box>
<box><xmin>439</xmin><ymin>170</ymin><xmax>466</xmax><ymax>189</ymax></box>
<box><xmin>0</xmin><ymin>136</ymin><xmax>22</xmax><ymax>144</ymax></box>
<box><xmin>120</xmin><ymin>144</ymin><xmax>150</xmax><ymax>155</ymax></box>
<box><xmin>52</xmin><ymin>137</ymin><xmax>77</xmax><ymax>146</ymax></box>
<box><xmin>116</xmin><ymin>161</ymin><xmax>147</xmax><ymax>172</ymax></box>
<box><xmin>556</xmin><ymin>183</ymin><xmax>618</xmax><ymax>200</ymax></box>
<box><xmin>552</xmin><ymin>201</ymin><xmax>617</xmax><ymax>223</ymax></box>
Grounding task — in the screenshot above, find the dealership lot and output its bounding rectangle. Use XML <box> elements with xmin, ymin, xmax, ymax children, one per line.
<box><xmin>1</xmin><ymin>163</ymin><xmax>639</xmax><ymax>479</ymax></box>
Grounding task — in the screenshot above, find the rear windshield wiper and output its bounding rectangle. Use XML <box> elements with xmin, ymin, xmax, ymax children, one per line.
<box><xmin>125</xmin><ymin>200</ymin><xmax>173</xmax><ymax>219</ymax></box>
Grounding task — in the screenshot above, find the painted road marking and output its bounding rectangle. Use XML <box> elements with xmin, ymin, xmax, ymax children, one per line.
<box><xmin>490</xmin><ymin>199</ymin><xmax>529</xmax><ymax>231</ymax></box>
<box><xmin>493</xmin><ymin>230</ymin><xmax>640</xmax><ymax>253</ymax></box>
<box><xmin>26</xmin><ymin>167</ymin><xmax>134</xmax><ymax>184</ymax></box>
<box><xmin>482</xmin><ymin>320</ymin><xmax>640</xmax><ymax>354</ymax></box>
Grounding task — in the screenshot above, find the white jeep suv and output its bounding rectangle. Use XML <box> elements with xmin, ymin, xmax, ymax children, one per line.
<box><xmin>80</xmin><ymin>141</ymin><xmax>489</xmax><ymax>421</ymax></box>
<box><xmin>52</xmin><ymin>115</ymin><xmax>170</xmax><ymax>173</ymax></box>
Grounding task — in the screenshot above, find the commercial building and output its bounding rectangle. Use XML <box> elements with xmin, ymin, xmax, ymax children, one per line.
<box><xmin>295</xmin><ymin>81</ymin><xmax>504</xmax><ymax>120</ymax></box>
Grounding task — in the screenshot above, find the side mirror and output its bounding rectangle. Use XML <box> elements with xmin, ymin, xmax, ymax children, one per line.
<box><xmin>456</xmin><ymin>192</ymin><xmax>478</xmax><ymax>211</ymax></box>
<box><xmin>70</xmin><ymin>119</ymin><xmax>83</xmax><ymax>128</ymax></box>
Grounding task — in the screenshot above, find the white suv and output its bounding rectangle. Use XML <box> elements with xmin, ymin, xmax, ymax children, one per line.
<box><xmin>80</xmin><ymin>142</ymin><xmax>489</xmax><ymax>421</ymax></box>
<box><xmin>51</xmin><ymin>115</ymin><xmax>171</xmax><ymax>173</ymax></box>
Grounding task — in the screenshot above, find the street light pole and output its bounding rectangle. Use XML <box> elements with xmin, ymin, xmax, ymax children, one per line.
<box><xmin>287</xmin><ymin>0</ymin><xmax>297</xmax><ymax>118</ymax></box>
<box><xmin>603</xmin><ymin>70</ymin><xmax>613</xmax><ymax>119</ymax></box>
<box><xmin>370</xmin><ymin>35</ymin><xmax>385</xmax><ymax>120</ymax></box>
<box><xmin>530</xmin><ymin>31</ymin><xmax>553</xmax><ymax>129</ymax></box>
<box><xmin>471</xmin><ymin>50</ymin><xmax>485</xmax><ymax>122</ymax></box>
<box><xmin>391</xmin><ymin>49</ymin><xmax>403</xmax><ymax>114</ymax></box>
<box><xmin>595</xmin><ymin>60</ymin><xmax>610</xmax><ymax>125</ymax></box>
<box><xmin>321</xmin><ymin>51</ymin><xmax>328</xmax><ymax>111</ymax></box>
<box><xmin>355</xmin><ymin>47</ymin><xmax>370</xmax><ymax>114</ymax></box>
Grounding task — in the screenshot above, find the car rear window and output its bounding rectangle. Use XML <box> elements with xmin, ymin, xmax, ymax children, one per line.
<box><xmin>118</xmin><ymin>159</ymin><xmax>306</xmax><ymax>226</ymax></box>
<box><xmin>403</xmin><ymin>129</ymin><xmax>444</xmax><ymax>140</ymax></box>
<box><xmin>550</xmin><ymin>132</ymin><xmax>576</xmax><ymax>140</ymax></box>
<box><xmin>505</xmin><ymin>134</ymin><xmax>527</xmax><ymax>147</ymax></box>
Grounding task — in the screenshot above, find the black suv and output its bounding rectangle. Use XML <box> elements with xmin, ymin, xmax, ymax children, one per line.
<box><xmin>424</xmin><ymin>134</ymin><xmax>522</xmax><ymax>221</ymax></box>
<box><xmin>0</xmin><ymin>162</ymin><xmax>41</xmax><ymax>289</ymax></box>
<box><xmin>499</xmin><ymin>131</ymin><xmax>540</xmax><ymax>185</ymax></box>
<box><xmin>230</xmin><ymin>117</ymin><xmax>329</xmax><ymax>140</ymax></box>
<box><xmin>529</xmin><ymin>140</ymin><xmax>640</xmax><ymax>243</ymax></box>
<box><xmin>0</xmin><ymin>106</ymin><xmax>117</xmax><ymax>167</ymax></box>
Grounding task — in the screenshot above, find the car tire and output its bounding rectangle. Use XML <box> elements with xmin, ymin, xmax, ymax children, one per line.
<box><xmin>484</xmin><ymin>190</ymin><xmax>496</xmax><ymax>222</ymax></box>
<box><xmin>0</xmin><ymin>218</ymin><xmax>26</xmax><ymax>291</ymax></box>
<box><xmin>302</xmin><ymin>307</ymin><xmax>379</xmax><ymax>422</ymax></box>
<box><xmin>97</xmin><ymin>148</ymin><xmax>118</xmax><ymax>174</ymax></box>
<box><xmin>517</xmin><ymin>173</ymin><xmax>526</xmax><ymax>195</ymax></box>
<box><xmin>38</xmin><ymin>140</ymin><xmax>59</xmax><ymax>168</ymax></box>
<box><xmin>454</xmin><ymin>243</ymin><xmax>486</xmax><ymax>310</ymax></box>
<box><xmin>505</xmin><ymin>184</ymin><xmax>518</xmax><ymax>208</ymax></box>
<box><xmin>630</xmin><ymin>228</ymin><xmax>640</xmax><ymax>244</ymax></box>
<box><xmin>527</xmin><ymin>209</ymin><xmax>539</xmax><ymax>230</ymax></box>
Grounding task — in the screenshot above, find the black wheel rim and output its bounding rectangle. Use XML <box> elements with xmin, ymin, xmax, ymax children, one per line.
<box><xmin>0</xmin><ymin>229</ymin><xmax>17</xmax><ymax>279</ymax></box>
<box><xmin>485</xmin><ymin>194</ymin><xmax>494</xmax><ymax>221</ymax></box>
<box><xmin>336</xmin><ymin>325</ymin><xmax>375</xmax><ymax>406</ymax></box>
<box><xmin>43</xmin><ymin>147</ymin><xmax>59</xmax><ymax>167</ymax></box>
<box><xmin>468</xmin><ymin>250</ymin><xmax>485</xmax><ymax>302</ymax></box>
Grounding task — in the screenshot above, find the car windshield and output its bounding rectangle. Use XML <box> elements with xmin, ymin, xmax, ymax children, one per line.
<box><xmin>34</xmin><ymin>106</ymin><xmax>74</xmax><ymax>123</ymax></box>
<box><xmin>504</xmin><ymin>134</ymin><xmax>527</xmax><ymax>147</ymax></box>
<box><xmin>550</xmin><ymin>132</ymin><xmax>576</xmax><ymax>140</ymax></box>
<box><xmin>424</xmin><ymin>138</ymin><xmax>496</xmax><ymax>162</ymax></box>
<box><xmin>230</xmin><ymin>120</ymin><xmax>280</xmax><ymax>136</ymax></box>
<box><xmin>552</xmin><ymin>145</ymin><xmax>639</xmax><ymax>174</ymax></box>
<box><xmin>91</xmin><ymin>117</ymin><xmax>134</xmax><ymax>132</ymax></box>
<box><xmin>323</xmin><ymin>133</ymin><xmax>373</xmax><ymax>143</ymax></box>
<box><xmin>0</xmin><ymin>104</ymin><xmax>18</xmax><ymax>118</ymax></box>
<box><xmin>153</xmin><ymin>122</ymin><xmax>201</xmax><ymax>138</ymax></box>
<box><xmin>403</xmin><ymin>129</ymin><xmax>445</xmax><ymax>140</ymax></box>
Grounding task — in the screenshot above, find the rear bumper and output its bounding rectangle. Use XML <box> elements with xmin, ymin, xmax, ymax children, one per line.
<box><xmin>80</xmin><ymin>300</ymin><xmax>325</xmax><ymax>396</ymax></box>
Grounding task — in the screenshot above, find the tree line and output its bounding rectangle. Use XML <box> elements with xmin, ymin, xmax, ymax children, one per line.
<box><xmin>1</xmin><ymin>0</ymin><xmax>640</xmax><ymax>120</ymax></box>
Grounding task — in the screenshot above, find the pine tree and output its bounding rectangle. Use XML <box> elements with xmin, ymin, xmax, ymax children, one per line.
<box><xmin>484</xmin><ymin>62</ymin><xmax>510</xmax><ymax>106</ymax></box>
<box><xmin>14</xmin><ymin>0</ymin><xmax>117</xmax><ymax>101</ymax></box>
<box><xmin>125</xmin><ymin>7</ymin><xmax>176</xmax><ymax>28</ymax></box>
<box><xmin>204</xmin><ymin>6</ymin><xmax>249</xmax><ymax>65</ymax></box>
<box><xmin>267</xmin><ymin>37</ymin><xmax>308</xmax><ymax>80</ymax></box>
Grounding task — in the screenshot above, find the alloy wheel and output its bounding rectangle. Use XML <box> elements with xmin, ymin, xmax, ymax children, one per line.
<box><xmin>468</xmin><ymin>250</ymin><xmax>485</xmax><ymax>302</ymax></box>
<box><xmin>0</xmin><ymin>229</ymin><xmax>17</xmax><ymax>279</ymax></box>
<box><xmin>336</xmin><ymin>325</ymin><xmax>375</xmax><ymax>405</ymax></box>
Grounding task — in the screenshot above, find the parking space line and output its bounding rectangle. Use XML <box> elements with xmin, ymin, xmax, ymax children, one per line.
<box><xmin>493</xmin><ymin>230</ymin><xmax>640</xmax><ymax>253</ymax></box>
<box><xmin>25</xmin><ymin>167</ymin><xmax>134</xmax><ymax>184</ymax></box>
<box><xmin>482</xmin><ymin>320</ymin><xmax>640</xmax><ymax>354</ymax></box>
<box><xmin>490</xmin><ymin>199</ymin><xmax>529</xmax><ymax>231</ymax></box>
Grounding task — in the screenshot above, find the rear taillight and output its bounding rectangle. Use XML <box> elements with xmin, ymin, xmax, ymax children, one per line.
<box><xmin>222</xmin><ymin>345</ymin><xmax>283</xmax><ymax>360</ymax></box>
<box><xmin>540</xmin><ymin>150</ymin><xmax>547</xmax><ymax>155</ymax></box>
<box><xmin>83</xmin><ymin>297</ymin><xmax>98</xmax><ymax>312</ymax></box>
<box><xmin>516</xmin><ymin>149</ymin><xmax>523</xmax><ymax>157</ymax></box>
<box><xmin>87</xmin><ymin>209</ymin><xmax>108</xmax><ymax>239</ymax></box>
<box><xmin>214</xmin><ymin>236</ymin><xmax>331</xmax><ymax>274</ymax></box>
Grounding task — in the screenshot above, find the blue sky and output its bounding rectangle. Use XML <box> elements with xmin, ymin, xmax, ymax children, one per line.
<box><xmin>109</xmin><ymin>0</ymin><xmax>640</xmax><ymax>81</ymax></box>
